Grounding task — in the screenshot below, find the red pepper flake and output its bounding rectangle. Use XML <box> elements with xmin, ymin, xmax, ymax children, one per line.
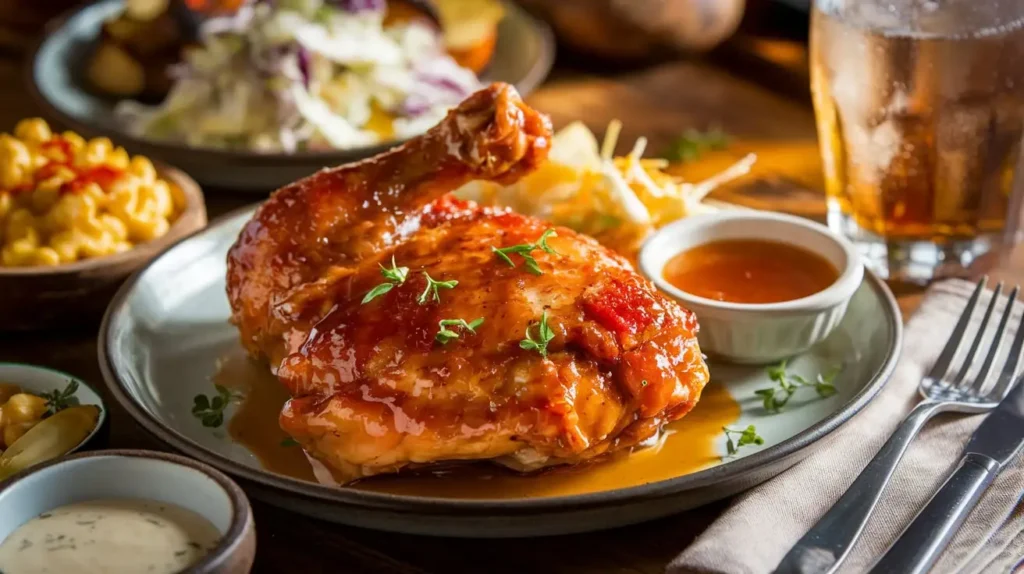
<box><xmin>61</xmin><ymin>166</ymin><xmax>123</xmax><ymax>195</ymax></box>
<box><xmin>34</xmin><ymin>162</ymin><xmax>63</xmax><ymax>182</ymax></box>
<box><xmin>39</xmin><ymin>138</ymin><xmax>74</xmax><ymax>163</ymax></box>
<box><xmin>4</xmin><ymin>137</ymin><xmax>125</xmax><ymax>196</ymax></box>
<box><xmin>582</xmin><ymin>278</ymin><xmax>657</xmax><ymax>336</ymax></box>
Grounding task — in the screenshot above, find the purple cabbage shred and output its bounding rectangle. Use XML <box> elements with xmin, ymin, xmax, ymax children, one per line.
<box><xmin>326</xmin><ymin>0</ymin><xmax>386</xmax><ymax>12</ymax></box>
<box><xmin>402</xmin><ymin>94</ymin><xmax>432</xmax><ymax>117</ymax></box>
<box><xmin>297</xmin><ymin>47</ymin><xmax>312</xmax><ymax>88</ymax></box>
<box><xmin>420</xmin><ymin>75</ymin><xmax>469</xmax><ymax>97</ymax></box>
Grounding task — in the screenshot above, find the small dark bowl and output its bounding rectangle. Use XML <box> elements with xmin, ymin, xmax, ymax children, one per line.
<box><xmin>0</xmin><ymin>449</ymin><xmax>256</xmax><ymax>574</ymax></box>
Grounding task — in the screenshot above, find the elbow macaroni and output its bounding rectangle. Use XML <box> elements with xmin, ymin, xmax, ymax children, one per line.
<box><xmin>0</xmin><ymin>119</ymin><xmax>181</xmax><ymax>267</ymax></box>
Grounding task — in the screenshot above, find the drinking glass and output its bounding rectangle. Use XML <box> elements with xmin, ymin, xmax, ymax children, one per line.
<box><xmin>810</xmin><ymin>0</ymin><xmax>1024</xmax><ymax>283</ymax></box>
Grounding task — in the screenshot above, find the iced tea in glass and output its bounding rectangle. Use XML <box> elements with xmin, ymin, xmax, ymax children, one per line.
<box><xmin>811</xmin><ymin>0</ymin><xmax>1024</xmax><ymax>282</ymax></box>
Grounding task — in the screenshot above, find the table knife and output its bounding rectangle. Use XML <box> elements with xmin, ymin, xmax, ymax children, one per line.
<box><xmin>868</xmin><ymin>375</ymin><xmax>1024</xmax><ymax>574</ymax></box>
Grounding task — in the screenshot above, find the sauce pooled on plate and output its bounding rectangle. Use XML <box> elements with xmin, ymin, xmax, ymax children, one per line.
<box><xmin>214</xmin><ymin>348</ymin><xmax>741</xmax><ymax>499</ymax></box>
<box><xmin>0</xmin><ymin>499</ymin><xmax>221</xmax><ymax>574</ymax></box>
<box><xmin>663</xmin><ymin>239</ymin><xmax>839</xmax><ymax>304</ymax></box>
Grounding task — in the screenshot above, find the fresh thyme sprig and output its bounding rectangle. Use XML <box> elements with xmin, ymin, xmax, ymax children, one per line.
<box><xmin>362</xmin><ymin>256</ymin><xmax>409</xmax><ymax>304</ymax></box>
<box><xmin>418</xmin><ymin>272</ymin><xmax>458</xmax><ymax>304</ymax></box>
<box><xmin>723</xmin><ymin>425</ymin><xmax>764</xmax><ymax>457</ymax></box>
<box><xmin>520</xmin><ymin>310</ymin><xmax>555</xmax><ymax>357</ymax></box>
<box><xmin>435</xmin><ymin>318</ymin><xmax>485</xmax><ymax>345</ymax></box>
<box><xmin>755</xmin><ymin>361</ymin><xmax>840</xmax><ymax>414</ymax></box>
<box><xmin>664</xmin><ymin>127</ymin><xmax>730</xmax><ymax>163</ymax></box>
<box><xmin>39</xmin><ymin>380</ymin><xmax>80</xmax><ymax>416</ymax></box>
<box><xmin>492</xmin><ymin>229</ymin><xmax>559</xmax><ymax>275</ymax></box>
<box><xmin>192</xmin><ymin>384</ymin><xmax>242</xmax><ymax>428</ymax></box>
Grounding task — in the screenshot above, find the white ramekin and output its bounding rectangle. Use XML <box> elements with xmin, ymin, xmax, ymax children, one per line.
<box><xmin>638</xmin><ymin>211</ymin><xmax>864</xmax><ymax>364</ymax></box>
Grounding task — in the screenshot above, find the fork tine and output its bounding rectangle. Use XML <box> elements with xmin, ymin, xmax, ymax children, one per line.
<box><xmin>989</xmin><ymin>288</ymin><xmax>1024</xmax><ymax>399</ymax></box>
<box><xmin>952</xmin><ymin>282</ymin><xmax>1002</xmax><ymax>387</ymax></box>
<box><xmin>927</xmin><ymin>278</ymin><xmax>986</xmax><ymax>383</ymax></box>
<box><xmin>969</xmin><ymin>285</ymin><xmax>1017</xmax><ymax>392</ymax></box>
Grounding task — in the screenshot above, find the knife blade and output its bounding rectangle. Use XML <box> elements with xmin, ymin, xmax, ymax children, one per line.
<box><xmin>963</xmin><ymin>375</ymin><xmax>1024</xmax><ymax>464</ymax></box>
<box><xmin>868</xmin><ymin>374</ymin><xmax>1024</xmax><ymax>574</ymax></box>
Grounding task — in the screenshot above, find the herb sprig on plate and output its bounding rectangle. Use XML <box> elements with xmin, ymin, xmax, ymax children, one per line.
<box><xmin>755</xmin><ymin>361</ymin><xmax>840</xmax><ymax>414</ymax></box>
<box><xmin>723</xmin><ymin>425</ymin><xmax>764</xmax><ymax>457</ymax></box>
<box><xmin>492</xmin><ymin>229</ymin><xmax>559</xmax><ymax>275</ymax></box>
<box><xmin>192</xmin><ymin>384</ymin><xmax>242</xmax><ymax>428</ymax></box>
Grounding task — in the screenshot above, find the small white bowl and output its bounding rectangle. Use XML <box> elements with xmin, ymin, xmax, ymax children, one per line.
<box><xmin>638</xmin><ymin>211</ymin><xmax>864</xmax><ymax>364</ymax></box>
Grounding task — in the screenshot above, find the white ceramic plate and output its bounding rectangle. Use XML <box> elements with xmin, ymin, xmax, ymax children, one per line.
<box><xmin>100</xmin><ymin>206</ymin><xmax>902</xmax><ymax>537</ymax></box>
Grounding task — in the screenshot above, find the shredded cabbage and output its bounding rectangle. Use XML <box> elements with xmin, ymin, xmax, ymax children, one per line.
<box><xmin>117</xmin><ymin>0</ymin><xmax>480</xmax><ymax>152</ymax></box>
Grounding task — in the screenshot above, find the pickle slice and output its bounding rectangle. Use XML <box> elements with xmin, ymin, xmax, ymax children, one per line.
<box><xmin>0</xmin><ymin>405</ymin><xmax>100</xmax><ymax>480</ymax></box>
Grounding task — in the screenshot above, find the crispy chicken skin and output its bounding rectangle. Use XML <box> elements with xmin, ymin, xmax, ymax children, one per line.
<box><xmin>226</xmin><ymin>83</ymin><xmax>709</xmax><ymax>483</ymax></box>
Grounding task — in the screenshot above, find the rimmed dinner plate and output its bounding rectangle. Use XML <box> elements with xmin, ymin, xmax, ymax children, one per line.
<box><xmin>28</xmin><ymin>0</ymin><xmax>555</xmax><ymax>191</ymax></box>
<box><xmin>99</xmin><ymin>206</ymin><xmax>902</xmax><ymax>537</ymax></box>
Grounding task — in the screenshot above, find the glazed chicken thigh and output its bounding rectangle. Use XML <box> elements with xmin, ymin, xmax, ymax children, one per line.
<box><xmin>226</xmin><ymin>83</ymin><xmax>709</xmax><ymax>483</ymax></box>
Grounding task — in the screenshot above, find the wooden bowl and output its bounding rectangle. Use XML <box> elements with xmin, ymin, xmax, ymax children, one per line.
<box><xmin>0</xmin><ymin>165</ymin><xmax>207</xmax><ymax>331</ymax></box>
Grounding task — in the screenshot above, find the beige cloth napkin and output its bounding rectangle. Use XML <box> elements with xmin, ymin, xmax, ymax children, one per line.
<box><xmin>670</xmin><ymin>279</ymin><xmax>1024</xmax><ymax>574</ymax></box>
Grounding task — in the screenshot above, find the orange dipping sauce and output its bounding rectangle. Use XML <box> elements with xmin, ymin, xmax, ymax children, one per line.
<box><xmin>663</xmin><ymin>239</ymin><xmax>839</xmax><ymax>304</ymax></box>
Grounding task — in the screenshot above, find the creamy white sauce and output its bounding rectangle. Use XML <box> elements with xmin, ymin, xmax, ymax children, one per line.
<box><xmin>0</xmin><ymin>499</ymin><xmax>222</xmax><ymax>574</ymax></box>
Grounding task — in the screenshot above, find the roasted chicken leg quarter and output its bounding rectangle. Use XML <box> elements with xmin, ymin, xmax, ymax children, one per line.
<box><xmin>226</xmin><ymin>83</ymin><xmax>710</xmax><ymax>483</ymax></box>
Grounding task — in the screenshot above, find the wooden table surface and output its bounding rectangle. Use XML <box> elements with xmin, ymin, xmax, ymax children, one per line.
<box><xmin>4</xmin><ymin>6</ymin><xmax>1017</xmax><ymax>571</ymax></box>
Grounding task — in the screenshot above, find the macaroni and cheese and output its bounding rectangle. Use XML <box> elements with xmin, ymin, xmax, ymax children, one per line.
<box><xmin>0</xmin><ymin>119</ymin><xmax>181</xmax><ymax>267</ymax></box>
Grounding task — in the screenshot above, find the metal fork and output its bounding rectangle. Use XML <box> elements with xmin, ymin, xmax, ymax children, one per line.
<box><xmin>775</xmin><ymin>278</ymin><xmax>1024</xmax><ymax>574</ymax></box>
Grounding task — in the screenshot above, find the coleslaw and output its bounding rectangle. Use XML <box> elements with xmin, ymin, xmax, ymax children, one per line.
<box><xmin>117</xmin><ymin>0</ymin><xmax>481</xmax><ymax>152</ymax></box>
<box><xmin>455</xmin><ymin>120</ymin><xmax>756</xmax><ymax>254</ymax></box>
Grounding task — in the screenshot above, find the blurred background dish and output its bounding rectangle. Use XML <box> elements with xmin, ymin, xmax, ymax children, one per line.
<box><xmin>28</xmin><ymin>0</ymin><xmax>554</xmax><ymax>190</ymax></box>
<box><xmin>518</xmin><ymin>0</ymin><xmax>746</xmax><ymax>61</ymax></box>
<box><xmin>98</xmin><ymin>0</ymin><xmax>486</xmax><ymax>152</ymax></box>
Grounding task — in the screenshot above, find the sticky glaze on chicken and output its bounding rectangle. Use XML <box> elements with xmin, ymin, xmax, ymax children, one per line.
<box><xmin>226</xmin><ymin>83</ymin><xmax>709</xmax><ymax>483</ymax></box>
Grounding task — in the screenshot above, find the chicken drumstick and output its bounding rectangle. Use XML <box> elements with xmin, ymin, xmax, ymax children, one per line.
<box><xmin>227</xmin><ymin>83</ymin><xmax>709</xmax><ymax>483</ymax></box>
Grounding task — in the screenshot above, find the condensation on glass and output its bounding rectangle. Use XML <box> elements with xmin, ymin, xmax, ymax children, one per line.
<box><xmin>811</xmin><ymin>0</ymin><xmax>1024</xmax><ymax>283</ymax></box>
